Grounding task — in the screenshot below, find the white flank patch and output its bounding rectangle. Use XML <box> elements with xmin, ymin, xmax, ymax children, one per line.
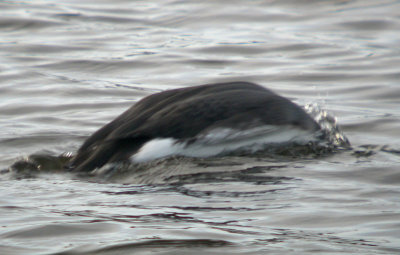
<box><xmin>132</xmin><ymin>138</ymin><xmax>185</xmax><ymax>163</ymax></box>
<box><xmin>131</xmin><ymin>125</ymin><xmax>316</xmax><ymax>163</ymax></box>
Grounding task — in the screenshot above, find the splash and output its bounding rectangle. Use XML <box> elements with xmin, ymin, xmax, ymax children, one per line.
<box><xmin>304</xmin><ymin>103</ymin><xmax>350</xmax><ymax>148</ymax></box>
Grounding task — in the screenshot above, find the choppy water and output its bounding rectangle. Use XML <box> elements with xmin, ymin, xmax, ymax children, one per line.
<box><xmin>1</xmin><ymin>0</ymin><xmax>400</xmax><ymax>254</ymax></box>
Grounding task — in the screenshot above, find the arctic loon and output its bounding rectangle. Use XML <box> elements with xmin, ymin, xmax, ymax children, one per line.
<box><xmin>68</xmin><ymin>82</ymin><xmax>320</xmax><ymax>172</ymax></box>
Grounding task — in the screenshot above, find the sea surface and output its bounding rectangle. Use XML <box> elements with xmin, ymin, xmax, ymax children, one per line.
<box><xmin>1</xmin><ymin>0</ymin><xmax>400</xmax><ymax>254</ymax></box>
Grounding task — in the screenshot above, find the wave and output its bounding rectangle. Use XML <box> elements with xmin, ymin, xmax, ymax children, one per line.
<box><xmin>2</xmin><ymin>103</ymin><xmax>355</xmax><ymax>184</ymax></box>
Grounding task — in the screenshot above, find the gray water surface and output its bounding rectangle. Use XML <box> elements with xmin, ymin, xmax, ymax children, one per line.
<box><xmin>1</xmin><ymin>0</ymin><xmax>400</xmax><ymax>254</ymax></box>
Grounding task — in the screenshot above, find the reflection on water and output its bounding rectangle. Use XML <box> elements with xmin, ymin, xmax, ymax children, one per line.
<box><xmin>0</xmin><ymin>0</ymin><xmax>400</xmax><ymax>254</ymax></box>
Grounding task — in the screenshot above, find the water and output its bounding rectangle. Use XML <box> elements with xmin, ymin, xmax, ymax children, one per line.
<box><xmin>1</xmin><ymin>0</ymin><xmax>400</xmax><ymax>254</ymax></box>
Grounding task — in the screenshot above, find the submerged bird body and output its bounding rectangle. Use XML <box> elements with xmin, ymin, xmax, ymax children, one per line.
<box><xmin>69</xmin><ymin>82</ymin><xmax>320</xmax><ymax>172</ymax></box>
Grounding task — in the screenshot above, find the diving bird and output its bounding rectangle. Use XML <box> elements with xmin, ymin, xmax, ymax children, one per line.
<box><xmin>68</xmin><ymin>82</ymin><xmax>320</xmax><ymax>172</ymax></box>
